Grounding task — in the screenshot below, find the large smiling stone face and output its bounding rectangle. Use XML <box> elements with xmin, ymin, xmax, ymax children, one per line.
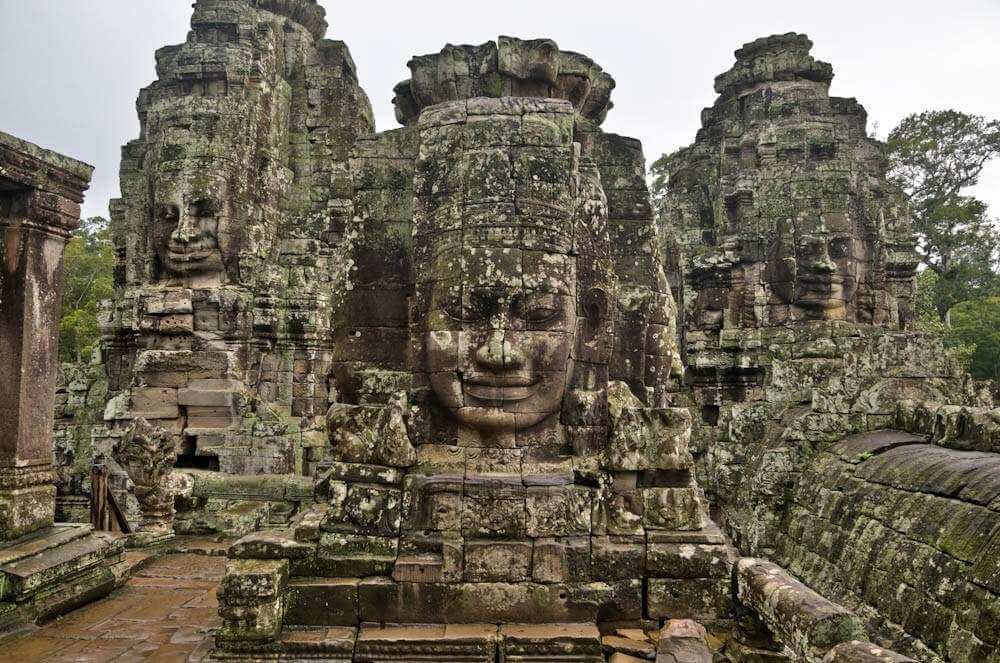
<box><xmin>151</xmin><ymin>161</ymin><xmax>232</xmax><ymax>284</ymax></box>
<box><xmin>766</xmin><ymin>213</ymin><xmax>864</xmax><ymax>320</ymax></box>
<box><xmin>424</xmin><ymin>248</ymin><xmax>578</xmax><ymax>439</ymax></box>
<box><xmin>410</xmin><ymin>97</ymin><xmax>598</xmax><ymax>448</ymax></box>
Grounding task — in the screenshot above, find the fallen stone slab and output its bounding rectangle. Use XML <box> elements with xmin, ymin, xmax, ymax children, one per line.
<box><xmin>735</xmin><ymin>558</ymin><xmax>865</xmax><ymax>661</ymax></box>
<box><xmin>655</xmin><ymin>619</ymin><xmax>711</xmax><ymax>663</ymax></box>
<box><xmin>603</xmin><ymin>633</ymin><xmax>656</xmax><ymax>659</ymax></box>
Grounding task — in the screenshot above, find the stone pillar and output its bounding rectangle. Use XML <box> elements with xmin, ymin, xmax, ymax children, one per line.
<box><xmin>0</xmin><ymin>130</ymin><xmax>93</xmax><ymax>540</ymax></box>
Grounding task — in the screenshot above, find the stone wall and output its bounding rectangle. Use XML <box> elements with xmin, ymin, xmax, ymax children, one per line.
<box><xmin>770</xmin><ymin>424</ymin><xmax>999</xmax><ymax>662</ymax></box>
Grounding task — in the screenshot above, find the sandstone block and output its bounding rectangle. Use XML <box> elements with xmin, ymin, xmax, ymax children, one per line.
<box><xmin>229</xmin><ymin>531</ymin><xmax>313</xmax><ymax>559</ymax></box>
<box><xmin>591</xmin><ymin>535</ymin><xmax>645</xmax><ymax>580</ymax></box>
<box><xmin>464</xmin><ymin>539</ymin><xmax>532</xmax><ymax>582</ymax></box>
<box><xmin>647</xmin><ymin>541</ymin><xmax>731</xmax><ymax>579</ymax></box>
<box><xmin>736</xmin><ymin>558</ymin><xmax>865</xmax><ymax>660</ymax></box>
<box><xmin>283</xmin><ymin>577</ymin><xmax>359</xmax><ymax>626</ymax></box>
<box><xmin>526</xmin><ymin>485</ymin><xmax>592</xmax><ymax>536</ymax></box>
<box><xmin>655</xmin><ymin>619</ymin><xmax>712</xmax><ymax>663</ymax></box>
<box><xmin>532</xmin><ymin>536</ymin><xmax>591</xmax><ymax>583</ymax></box>
<box><xmin>128</xmin><ymin>387</ymin><xmax>179</xmax><ymax>419</ymax></box>
<box><xmin>355</xmin><ymin>623</ymin><xmax>499</xmax><ymax>662</ymax></box>
<box><xmin>358</xmin><ymin>579</ymin><xmax>641</xmax><ymax>624</ymax></box>
<box><xmin>821</xmin><ymin>641</ymin><xmax>916</xmax><ymax>662</ymax></box>
<box><xmin>503</xmin><ymin>623</ymin><xmax>603</xmax><ymax>661</ymax></box>
<box><xmin>647</xmin><ymin>578</ymin><xmax>733</xmax><ymax>620</ymax></box>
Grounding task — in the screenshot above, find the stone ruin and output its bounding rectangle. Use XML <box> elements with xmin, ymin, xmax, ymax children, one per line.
<box><xmin>0</xmin><ymin>130</ymin><xmax>126</xmax><ymax>629</ymax></box>
<box><xmin>54</xmin><ymin>0</ymin><xmax>375</xmax><ymax>534</ymax></box>
<box><xmin>13</xmin><ymin>2</ymin><xmax>995</xmax><ymax>661</ymax></box>
<box><xmin>659</xmin><ymin>34</ymin><xmax>998</xmax><ymax>661</ymax></box>
<box><xmin>662</xmin><ymin>33</ymin><xmax>989</xmax><ymax>547</ymax></box>
<box><xmin>216</xmin><ymin>31</ymin><xmax>737</xmax><ymax>660</ymax></box>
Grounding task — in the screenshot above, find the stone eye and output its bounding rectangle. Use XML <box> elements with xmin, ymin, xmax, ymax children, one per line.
<box><xmin>830</xmin><ymin>238</ymin><xmax>852</xmax><ymax>259</ymax></box>
<box><xmin>189</xmin><ymin>199</ymin><xmax>217</xmax><ymax>217</ymax></box>
<box><xmin>524</xmin><ymin>306</ymin><xmax>558</xmax><ymax>323</ymax></box>
<box><xmin>443</xmin><ymin>300</ymin><xmax>481</xmax><ymax>323</ymax></box>
<box><xmin>158</xmin><ymin>204</ymin><xmax>179</xmax><ymax>222</ymax></box>
<box><xmin>518</xmin><ymin>294</ymin><xmax>560</xmax><ymax>323</ymax></box>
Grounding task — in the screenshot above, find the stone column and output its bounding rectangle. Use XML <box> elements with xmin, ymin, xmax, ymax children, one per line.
<box><xmin>0</xmin><ymin>130</ymin><xmax>93</xmax><ymax>540</ymax></box>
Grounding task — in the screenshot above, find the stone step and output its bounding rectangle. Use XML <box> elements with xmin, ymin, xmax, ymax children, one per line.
<box><xmin>0</xmin><ymin>524</ymin><xmax>93</xmax><ymax>566</ymax></box>
<box><xmin>502</xmin><ymin>623</ymin><xmax>603</xmax><ymax>662</ymax></box>
<box><xmin>355</xmin><ymin>623</ymin><xmax>499</xmax><ymax>662</ymax></box>
<box><xmin>0</xmin><ymin>531</ymin><xmax>122</xmax><ymax>598</ymax></box>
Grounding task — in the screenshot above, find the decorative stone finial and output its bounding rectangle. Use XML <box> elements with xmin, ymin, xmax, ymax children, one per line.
<box><xmin>713</xmin><ymin>32</ymin><xmax>834</xmax><ymax>98</ymax></box>
<box><xmin>115</xmin><ymin>417</ymin><xmax>178</xmax><ymax>544</ymax></box>
<box><xmin>392</xmin><ymin>36</ymin><xmax>616</xmax><ymax>126</ymax></box>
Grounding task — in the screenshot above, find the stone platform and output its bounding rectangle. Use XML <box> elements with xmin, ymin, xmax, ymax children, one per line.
<box><xmin>213</xmin><ymin>622</ymin><xmax>605</xmax><ymax>662</ymax></box>
<box><xmin>0</xmin><ymin>523</ymin><xmax>126</xmax><ymax>629</ymax></box>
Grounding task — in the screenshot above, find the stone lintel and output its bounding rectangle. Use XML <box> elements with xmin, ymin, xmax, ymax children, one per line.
<box><xmin>0</xmin><ymin>130</ymin><xmax>93</xmax><ymax>208</ymax></box>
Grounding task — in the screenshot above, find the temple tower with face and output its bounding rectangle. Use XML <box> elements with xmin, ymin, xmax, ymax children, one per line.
<box><xmin>80</xmin><ymin>0</ymin><xmax>374</xmax><ymax>527</ymax></box>
<box><xmin>215</xmin><ymin>37</ymin><xmax>734</xmax><ymax>659</ymax></box>
<box><xmin>659</xmin><ymin>33</ymin><xmax>990</xmax><ymax>553</ymax></box>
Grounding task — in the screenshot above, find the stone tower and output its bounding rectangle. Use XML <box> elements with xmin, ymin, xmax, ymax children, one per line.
<box><xmin>215</xmin><ymin>37</ymin><xmax>733</xmax><ymax>660</ymax></box>
<box><xmin>95</xmin><ymin>0</ymin><xmax>374</xmax><ymax>501</ymax></box>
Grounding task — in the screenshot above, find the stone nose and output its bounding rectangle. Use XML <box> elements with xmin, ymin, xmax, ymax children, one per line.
<box><xmin>474</xmin><ymin>330</ymin><xmax>525</xmax><ymax>371</ymax></box>
<box><xmin>171</xmin><ymin>211</ymin><xmax>199</xmax><ymax>243</ymax></box>
<box><xmin>805</xmin><ymin>237</ymin><xmax>836</xmax><ymax>273</ymax></box>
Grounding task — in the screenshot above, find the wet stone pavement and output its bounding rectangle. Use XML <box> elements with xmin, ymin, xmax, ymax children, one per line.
<box><xmin>0</xmin><ymin>549</ymin><xmax>226</xmax><ymax>662</ymax></box>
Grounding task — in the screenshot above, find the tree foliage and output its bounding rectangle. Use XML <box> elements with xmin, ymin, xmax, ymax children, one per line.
<box><xmin>59</xmin><ymin>216</ymin><xmax>115</xmax><ymax>362</ymax></box>
<box><xmin>914</xmin><ymin>269</ymin><xmax>1000</xmax><ymax>381</ymax></box>
<box><xmin>886</xmin><ymin>110</ymin><xmax>1000</xmax><ymax>322</ymax></box>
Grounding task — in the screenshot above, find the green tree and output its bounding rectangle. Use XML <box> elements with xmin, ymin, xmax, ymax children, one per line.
<box><xmin>886</xmin><ymin>110</ymin><xmax>1000</xmax><ymax>323</ymax></box>
<box><xmin>59</xmin><ymin>216</ymin><xmax>114</xmax><ymax>362</ymax></box>
<box><xmin>950</xmin><ymin>295</ymin><xmax>1000</xmax><ymax>381</ymax></box>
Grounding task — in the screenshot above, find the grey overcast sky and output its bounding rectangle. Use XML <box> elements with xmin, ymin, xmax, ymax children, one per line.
<box><xmin>1</xmin><ymin>0</ymin><xmax>998</xmax><ymax>220</ymax></box>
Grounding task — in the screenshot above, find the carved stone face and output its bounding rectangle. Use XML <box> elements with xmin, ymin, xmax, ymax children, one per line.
<box><xmin>768</xmin><ymin>215</ymin><xmax>860</xmax><ymax>320</ymax></box>
<box><xmin>151</xmin><ymin>162</ymin><xmax>230</xmax><ymax>282</ymax></box>
<box><xmin>424</xmin><ymin>251</ymin><xmax>577</xmax><ymax>440</ymax></box>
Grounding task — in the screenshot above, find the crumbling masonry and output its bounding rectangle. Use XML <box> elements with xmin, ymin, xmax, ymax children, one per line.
<box><xmin>25</xmin><ymin>2</ymin><xmax>998</xmax><ymax>662</ymax></box>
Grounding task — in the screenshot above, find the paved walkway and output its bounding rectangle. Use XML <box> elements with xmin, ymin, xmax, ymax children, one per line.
<box><xmin>0</xmin><ymin>551</ymin><xmax>226</xmax><ymax>662</ymax></box>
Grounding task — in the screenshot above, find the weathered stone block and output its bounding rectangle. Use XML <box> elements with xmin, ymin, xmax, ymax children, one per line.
<box><xmin>283</xmin><ymin>577</ymin><xmax>359</xmax><ymax>626</ymax></box>
<box><xmin>532</xmin><ymin>537</ymin><xmax>591</xmax><ymax>584</ymax></box>
<box><xmin>591</xmin><ymin>536</ymin><xmax>645</xmax><ymax>580</ymax></box>
<box><xmin>128</xmin><ymin>387</ymin><xmax>179</xmax><ymax>419</ymax></box>
<box><xmin>306</xmin><ymin>533</ymin><xmax>397</xmax><ymax>577</ymax></box>
<box><xmin>642</xmin><ymin>487</ymin><xmax>705</xmax><ymax>530</ymax></box>
<box><xmin>647</xmin><ymin>578</ymin><xmax>733</xmax><ymax>621</ymax></box>
<box><xmin>655</xmin><ymin>619</ymin><xmax>712</xmax><ymax>663</ymax></box>
<box><xmin>229</xmin><ymin>531</ymin><xmax>313</xmax><ymax>559</ymax></box>
<box><xmin>821</xmin><ymin>641</ymin><xmax>916</xmax><ymax>662</ymax></box>
<box><xmin>358</xmin><ymin>579</ymin><xmax>642</xmax><ymax>624</ymax></box>
<box><xmin>502</xmin><ymin>623</ymin><xmax>603</xmax><ymax>662</ymax></box>
<box><xmin>323</xmin><ymin>483</ymin><xmax>401</xmax><ymax>536</ymax></box>
<box><xmin>526</xmin><ymin>485</ymin><xmax>592</xmax><ymax>536</ymax></box>
<box><xmin>647</xmin><ymin>542</ymin><xmax>731</xmax><ymax>579</ymax></box>
<box><xmin>355</xmin><ymin>623</ymin><xmax>499</xmax><ymax>662</ymax></box>
<box><xmin>735</xmin><ymin>558</ymin><xmax>865</xmax><ymax>660</ymax></box>
<box><xmin>464</xmin><ymin>539</ymin><xmax>532</xmax><ymax>582</ymax></box>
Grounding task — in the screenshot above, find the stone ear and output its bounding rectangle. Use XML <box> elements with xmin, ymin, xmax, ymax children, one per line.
<box><xmin>581</xmin><ymin>287</ymin><xmax>609</xmax><ymax>328</ymax></box>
